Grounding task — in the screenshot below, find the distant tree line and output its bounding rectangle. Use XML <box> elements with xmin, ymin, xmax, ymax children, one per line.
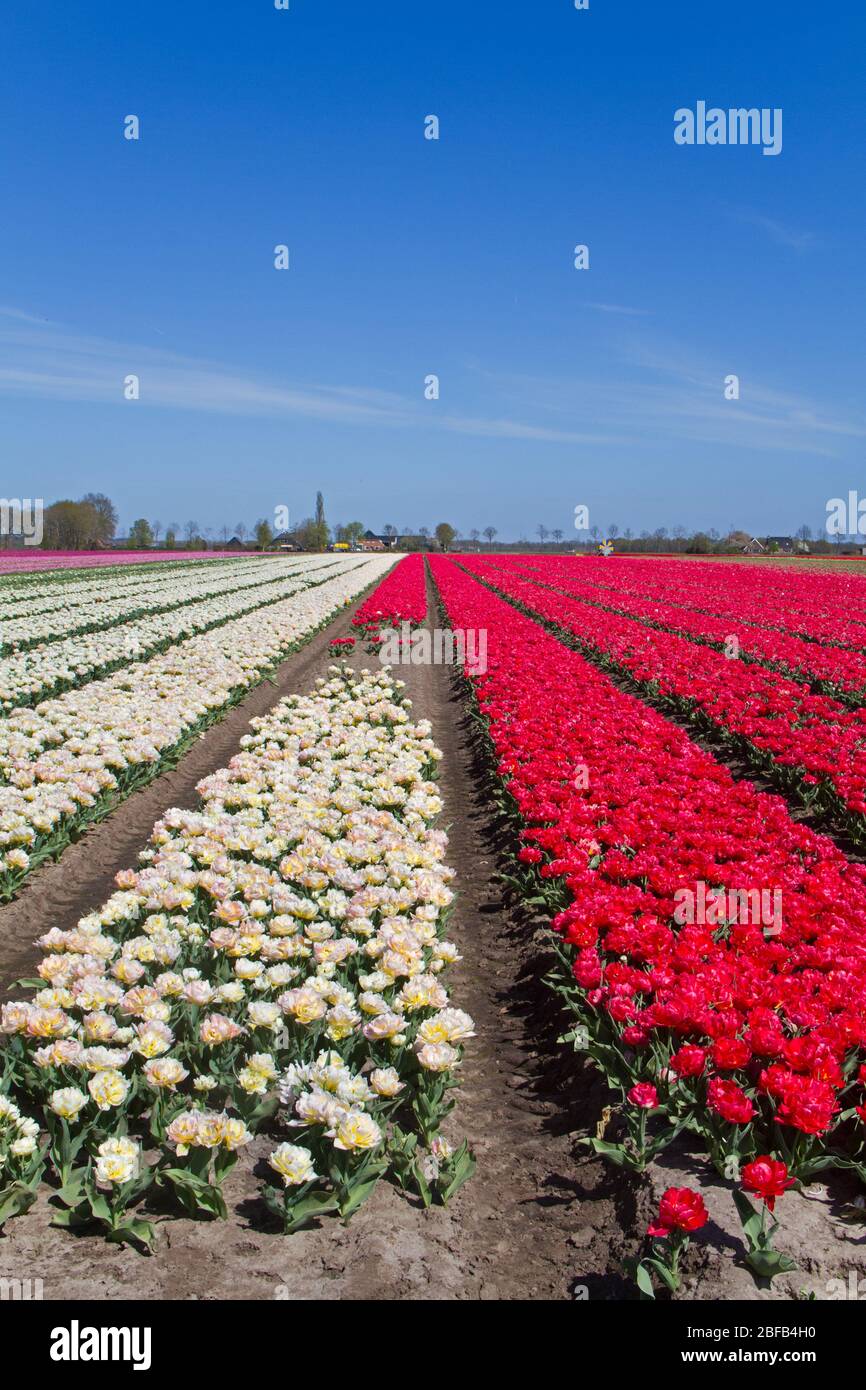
<box><xmin>40</xmin><ymin>494</ymin><xmax>118</xmax><ymax>549</ymax></box>
<box><xmin>28</xmin><ymin>498</ymin><xmax>862</xmax><ymax>556</ymax></box>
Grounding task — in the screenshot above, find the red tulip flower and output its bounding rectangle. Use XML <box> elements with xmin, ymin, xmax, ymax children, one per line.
<box><xmin>741</xmin><ymin>1156</ymin><xmax>795</xmax><ymax>1213</ymax></box>
<box><xmin>707</xmin><ymin>1077</ymin><xmax>756</xmax><ymax>1125</ymax></box>
<box><xmin>670</xmin><ymin>1044</ymin><xmax>707</xmax><ymax>1079</ymax></box>
<box><xmin>648</xmin><ymin>1186</ymin><xmax>708</xmax><ymax>1238</ymax></box>
<box><xmin>628</xmin><ymin>1083</ymin><xmax>658</xmax><ymax>1109</ymax></box>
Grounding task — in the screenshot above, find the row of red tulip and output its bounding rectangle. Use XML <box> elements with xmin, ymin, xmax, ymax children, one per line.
<box><xmin>460</xmin><ymin>556</ymin><xmax>866</xmax><ymax>834</ymax></box>
<box><xmin>535</xmin><ymin>553</ymin><xmax>866</xmax><ymax>652</ymax></box>
<box><xmin>429</xmin><ymin>554</ymin><xmax>866</xmax><ymax>1185</ymax></box>
<box><xmin>506</xmin><ymin>555</ymin><xmax>866</xmax><ymax>700</ymax></box>
<box><xmin>352</xmin><ymin>554</ymin><xmax>427</xmax><ymax>633</ymax></box>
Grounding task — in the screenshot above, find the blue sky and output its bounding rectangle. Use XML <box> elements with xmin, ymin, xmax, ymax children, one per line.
<box><xmin>1</xmin><ymin>0</ymin><xmax>864</xmax><ymax>539</ymax></box>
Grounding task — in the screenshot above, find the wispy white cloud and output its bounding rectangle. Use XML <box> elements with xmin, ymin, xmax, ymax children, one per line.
<box><xmin>618</xmin><ymin>332</ymin><xmax>866</xmax><ymax>446</ymax></box>
<box><xmin>0</xmin><ymin>317</ymin><xmax>412</xmax><ymax>425</ymax></box>
<box><xmin>726</xmin><ymin>206</ymin><xmax>816</xmax><ymax>252</ymax></box>
<box><xmin>0</xmin><ymin>305</ymin><xmax>52</xmax><ymax>325</ymax></box>
<box><xmin>469</xmin><ymin>331</ymin><xmax>866</xmax><ymax>458</ymax></box>
<box><xmin>0</xmin><ymin>312</ymin><xmax>633</xmax><ymax>446</ymax></box>
<box><xmin>584</xmin><ymin>302</ymin><xmax>650</xmax><ymax>317</ymax></box>
<box><xmin>439</xmin><ymin>414</ymin><xmax>633</xmax><ymax>446</ymax></box>
<box><xmin>0</xmin><ymin>308</ymin><xmax>860</xmax><ymax>462</ymax></box>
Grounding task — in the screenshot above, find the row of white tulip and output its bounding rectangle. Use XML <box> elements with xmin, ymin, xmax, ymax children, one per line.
<box><xmin>0</xmin><ymin>560</ymin><xmax>347</xmax><ymax>708</ymax></box>
<box><xmin>1</xmin><ymin>554</ymin><xmax>249</xmax><ymax>617</ymax></box>
<box><xmin>1</xmin><ymin>557</ymin><xmax>338</xmax><ymax>650</ymax></box>
<box><xmin>0</xmin><ymin>663</ymin><xmax>473</xmax><ymax>1247</ymax></box>
<box><xmin>0</xmin><ymin>557</ymin><xmax>396</xmax><ymax>897</ymax></box>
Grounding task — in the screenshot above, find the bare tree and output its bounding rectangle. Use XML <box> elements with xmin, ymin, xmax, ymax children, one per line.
<box><xmin>80</xmin><ymin>493</ymin><xmax>118</xmax><ymax>544</ymax></box>
<box><xmin>151</xmin><ymin>520</ymin><xmax>163</xmax><ymax>545</ymax></box>
<box><xmin>552</xmin><ymin>528</ymin><xmax>563</xmax><ymax>543</ymax></box>
<box><xmin>220</xmin><ymin>524</ymin><xmax>230</xmax><ymax>544</ymax></box>
<box><xmin>537</xmin><ymin>524</ymin><xmax>549</xmax><ymax>543</ymax></box>
<box><xmin>483</xmin><ymin>526</ymin><xmax>497</xmax><ymax>545</ymax></box>
<box><xmin>184</xmin><ymin>520</ymin><xmax>198</xmax><ymax>543</ymax></box>
<box><xmin>608</xmin><ymin>524</ymin><xmax>619</xmax><ymax>540</ymax></box>
<box><xmin>235</xmin><ymin>522</ymin><xmax>248</xmax><ymax>544</ymax></box>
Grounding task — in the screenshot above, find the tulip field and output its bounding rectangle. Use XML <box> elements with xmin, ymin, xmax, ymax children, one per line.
<box><xmin>0</xmin><ymin>555</ymin><xmax>393</xmax><ymax>900</ymax></box>
<box><xmin>2</xmin><ymin>549</ymin><xmax>866</xmax><ymax>1301</ymax></box>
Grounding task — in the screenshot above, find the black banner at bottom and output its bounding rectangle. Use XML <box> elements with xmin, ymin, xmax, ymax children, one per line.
<box><xmin>0</xmin><ymin>1293</ymin><xmax>856</xmax><ymax>1374</ymax></box>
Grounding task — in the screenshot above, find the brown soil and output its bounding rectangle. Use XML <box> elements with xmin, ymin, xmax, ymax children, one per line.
<box><xmin>1</xmin><ymin>570</ymin><xmax>864</xmax><ymax>1301</ymax></box>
